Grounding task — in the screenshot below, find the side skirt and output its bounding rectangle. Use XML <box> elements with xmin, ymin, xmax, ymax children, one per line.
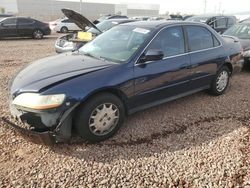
<box><xmin>128</xmin><ymin>85</ymin><xmax>210</xmax><ymax>115</ymax></box>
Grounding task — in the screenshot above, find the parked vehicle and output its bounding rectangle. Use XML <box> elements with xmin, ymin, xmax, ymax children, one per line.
<box><xmin>239</xmin><ymin>18</ymin><xmax>250</xmax><ymax>23</ymax></box>
<box><xmin>186</xmin><ymin>15</ymin><xmax>236</xmax><ymax>33</ymax></box>
<box><xmin>53</xmin><ymin>17</ymin><xmax>81</xmax><ymax>33</ymax></box>
<box><xmin>55</xmin><ymin>9</ymin><xmax>136</xmax><ymax>53</ymax></box>
<box><xmin>0</xmin><ymin>14</ymin><xmax>13</xmax><ymax>18</ymax></box>
<box><xmin>93</xmin><ymin>14</ymin><xmax>128</xmax><ymax>24</ymax></box>
<box><xmin>223</xmin><ymin>21</ymin><xmax>250</xmax><ymax>67</ymax></box>
<box><xmin>0</xmin><ymin>17</ymin><xmax>51</xmax><ymax>39</ymax></box>
<box><xmin>6</xmin><ymin>21</ymin><xmax>243</xmax><ymax>144</ymax></box>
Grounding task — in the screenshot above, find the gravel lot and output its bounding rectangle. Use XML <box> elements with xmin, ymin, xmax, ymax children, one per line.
<box><xmin>0</xmin><ymin>34</ymin><xmax>249</xmax><ymax>187</ymax></box>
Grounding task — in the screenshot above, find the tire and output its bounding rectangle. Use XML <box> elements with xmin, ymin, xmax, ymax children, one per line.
<box><xmin>60</xmin><ymin>26</ymin><xmax>68</xmax><ymax>33</ymax></box>
<box><xmin>209</xmin><ymin>66</ymin><xmax>230</xmax><ymax>96</ymax></box>
<box><xmin>75</xmin><ymin>93</ymin><xmax>125</xmax><ymax>142</ymax></box>
<box><xmin>33</xmin><ymin>29</ymin><xmax>44</xmax><ymax>39</ymax></box>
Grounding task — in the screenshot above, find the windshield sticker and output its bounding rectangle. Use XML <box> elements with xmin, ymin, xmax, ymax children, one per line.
<box><xmin>133</xmin><ymin>28</ymin><xmax>150</xmax><ymax>34</ymax></box>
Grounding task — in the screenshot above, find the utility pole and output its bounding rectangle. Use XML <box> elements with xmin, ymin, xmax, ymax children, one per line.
<box><xmin>80</xmin><ymin>0</ymin><xmax>82</xmax><ymax>14</ymax></box>
<box><xmin>204</xmin><ymin>0</ymin><xmax>207</xmax><ymax>14</ymax></box>
<box><xmin>218</xmin><ymin>2</ymin><xmax>221</xmax><ymax>14</ymax></box>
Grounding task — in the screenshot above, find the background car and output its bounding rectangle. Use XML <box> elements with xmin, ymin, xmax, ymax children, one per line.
<box><xmin>93</xmin><ymin>14</ymin><xmax>128</xmax><ymax>24</ymax></box>
<box><xmin>223</xmin><ymin>21</ymin><xmax>250</xmax><ymax>67</ymax></box>
<box><xmin>8</xmin><ymin>21</ymin><xmax>243</xmax><ymax>144</ymax></box>
<box><xmin>55</xmin><ymin>9</ymin><xmax>136</xmax><ymax>53</ymax></box>
<box><xmin>0</xmin><ymin>17</ymin><xmax>51</xmax><ymax>39</ymax></box>
<box><xmin>186</xmin><ymin>15</ymin><xmax>236</xmax><ymax>33</ymax></box>
<box><xmin>53</xmin><ymin>17</ymin><xmax>81</xmax><ymax>33</ymax></box>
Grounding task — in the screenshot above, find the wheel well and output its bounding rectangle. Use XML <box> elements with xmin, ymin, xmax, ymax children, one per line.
<box><xmin>223</xmin><ymin>63</ymin><xmax>233</xmax><ymax>75</ymax></box>
<box><xmin>74</xmin><ymin>89</ymin><xmax>129</xmax><ymax>116</ymax></box>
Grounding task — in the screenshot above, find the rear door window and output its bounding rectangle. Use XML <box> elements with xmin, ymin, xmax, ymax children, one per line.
<box><xmin>17</xmin><ymin>18</ymin><xmax>34</xmax><ymax>25</ymax></box>
<box><xmin>186</xmin><ymin>26</ymin><xmax>215</xmax><ymax>52</ymax></box>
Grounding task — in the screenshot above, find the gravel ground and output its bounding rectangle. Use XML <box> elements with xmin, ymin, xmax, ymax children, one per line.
<box><xmin>0</xmin><ymin>34</ymin><xmax>249</xmax><ymax>187</ymax></box>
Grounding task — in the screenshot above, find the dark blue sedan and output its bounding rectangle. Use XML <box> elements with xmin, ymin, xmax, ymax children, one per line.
<box><xmin>7</xmin><ymin>21</ymin><xmax>243</xmax><ymax>144</ymax></box>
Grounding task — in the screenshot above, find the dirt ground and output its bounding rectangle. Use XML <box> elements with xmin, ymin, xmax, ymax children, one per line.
<box><xmin>0</xmin><ymin>34</ymin><xmax>249</xmax><ymax>187</ymax></box>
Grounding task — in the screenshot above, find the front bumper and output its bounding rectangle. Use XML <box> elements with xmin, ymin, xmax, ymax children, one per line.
<box><xmin>2</xmin><ymin>117</ymin><xmax>56</xmax><ymax>145</ymax></box>
<box><xmin>6</xmin><ymin>102</ymin><xmax>78</xmax><ymax>145</ymax></box>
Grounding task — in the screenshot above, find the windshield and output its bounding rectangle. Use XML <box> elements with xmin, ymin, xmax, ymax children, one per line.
<box><xmin>88</xmin><ymin>20</ymin><xmax>116</xmax><ymax>34</ymax></box>
<box><xmin>80</xmin><ymin>25</ymin><xmax>152</xmax><ymax>63</ymax></box>
<box><xmin>223</xmin><ymin>24</ymin><xmax>250</xmax><ymax>39</ymax></box>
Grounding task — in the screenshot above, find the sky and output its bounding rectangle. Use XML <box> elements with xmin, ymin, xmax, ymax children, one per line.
<box><xmin>81</xmin><ymin>0</ymin><xmax>250</xmax><ymax>14</ymax></box>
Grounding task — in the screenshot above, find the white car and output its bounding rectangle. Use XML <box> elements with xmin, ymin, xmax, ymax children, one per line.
<box><xmin>53</xmin><ymin>18</ymin><xmax>81</xmax><ymax>33</ymax></box>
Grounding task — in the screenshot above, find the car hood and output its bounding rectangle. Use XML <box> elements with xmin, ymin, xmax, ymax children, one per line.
<box><xmin>238</xmin><ymin>38</ymin><xmax>250</xmax><ymax>51</ymax></box>
<box><xmin>61</xmin><ymin>8</ymin><xmax>102</xmax><ymax>33</ymax></box>
<box><xmin>11</xmin><ymin>53</ymin><xmax>115</xmax><ymax>95</ymax></box>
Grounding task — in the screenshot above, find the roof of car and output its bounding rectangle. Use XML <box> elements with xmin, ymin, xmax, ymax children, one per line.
<box><xmin>121</xmin><ymin>20</ymin><xmax>207</xmax><ymax>29</ymax></box>
<box><xmin>190</xmin><ymin>15</ymin><xmax>235</xmax><ymax>18</ymax></box>
<box><xmin>104</xmin><ymin>18</ymin><xmax>136</xmax><ymax>23</ymax></box>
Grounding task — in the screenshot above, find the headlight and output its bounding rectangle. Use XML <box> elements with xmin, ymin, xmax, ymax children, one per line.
<box><xmin>243</xmin><ymin>50</ymin><xmax>250</xmax><ymax>57</ymax></box>
<box><xmin>63</xmin><ymin>41</ymin><xmax>73</xmax><ymax>48</ymax></box>
<box><xmin>12</xmin><ymin>93</ymin><xmax>65</xmax><ymax>110</ymax></box>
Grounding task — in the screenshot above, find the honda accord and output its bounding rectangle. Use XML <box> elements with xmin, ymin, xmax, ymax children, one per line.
<box><xmin>6</xmin><ymin>21</ymin><xmax>243</xmax><ymax>144</ymax></box>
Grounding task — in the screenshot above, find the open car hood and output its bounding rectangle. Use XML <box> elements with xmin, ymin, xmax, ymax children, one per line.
<box><xmin>61</xmin><ymin>8</ymin><xmax>102</xmax><ymax>33</ymax></box>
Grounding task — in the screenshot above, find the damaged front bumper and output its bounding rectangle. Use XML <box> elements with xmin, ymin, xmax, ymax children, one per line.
<box><xmin>2</xmin><ymin>117</ymin><xmax>56</xmax><ymax>145</ymax></box>
<box><xmin>5</xmin><ymin>103</ymin><xmax>79</xmax><ymax>145</ymax></box>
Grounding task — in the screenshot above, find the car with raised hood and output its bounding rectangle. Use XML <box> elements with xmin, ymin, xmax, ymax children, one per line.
<box><xmin>5</xmin><ymin>21</ymin><xmax>243</xmax><ymax>145</ymax></box>
<box><xmin>223</xmin><ymin>21</ymin><xmax>250</xmax><ymax>67</ymax></box>
<box><xmin>53</xmin><ymin>17</ymin><xmax>81</xmax><ymax>33</ymax></box>
<box><xmin>186</xmin><ymin>15</ymin><xmax>236</xmax><ymax>34</ymax></box>
<box><xmin>0</xmin><ymin>17</ymin><xmax>51</xmax><ymax>39</ymax></box>
<box><xmin>55</xmin><ymin>9</ymin><xmax>136</xmax><ymax>53</ymax></box>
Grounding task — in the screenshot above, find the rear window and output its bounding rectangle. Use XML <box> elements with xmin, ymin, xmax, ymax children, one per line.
<box><xmin>186</xmin><ymin>26</ymin><xmax>216</xmax><ymax>51</ymax></box>
<box><xmin>62</xmin><ymin>19</ymin><xmax>73</xmax><ymax>23</ymax></box>
<box><xmin>1</xmin><ymin>18</ymin><xmax>16</xmax><ymax>25</ymax></box>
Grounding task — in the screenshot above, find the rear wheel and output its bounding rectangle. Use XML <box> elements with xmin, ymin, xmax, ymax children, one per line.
<box><xmin>33</xmin><ymin>29</ymin><xmax>44</xmax><ymax>39</ymax></box>
<box><xmin>209</xmin><ymin>66</ymin><xmax>230</xmax><ymax>96</ymax></box>
<box><xmin>75</xmin><ymin>93</ymin><xmax>125</xmax><ymax>142</ymax></box>
<box><xmin>60</xmin><ymin>26</ymin><xmax>68</xmax><ymax>33</ymax></box>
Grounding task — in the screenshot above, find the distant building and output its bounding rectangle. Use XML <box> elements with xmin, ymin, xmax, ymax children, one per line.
<box><xmin>0</xmin><ymin>0</ymin><xmax>160</xmax><ymax>21</ymax></box>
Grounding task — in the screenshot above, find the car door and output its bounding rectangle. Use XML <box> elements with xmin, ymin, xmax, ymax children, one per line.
<box><xmin>17</xmin><ymin>18</ymin><xmax>35</xmax><ymax>36</ymax></box>
<box><xmin>185</xmin><ymin>25</ymin><xmax>224</xmax><ymax>90</ymax></box>
<box><xmin>0</xmin><ymin>18</ymin><xmax>17</xmax><ymax>37</ymax></box>
<box><xmin>131</xmin><ymin>26</ymin><xmax>191</xmax><ymax>108</ymax></box>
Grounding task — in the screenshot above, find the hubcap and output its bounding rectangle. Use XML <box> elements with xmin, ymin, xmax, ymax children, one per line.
<box><xmin>88</xmin><ymin>103</ymin><xmax>119</xmax><ymax>136</ymax></box>
<box><xmin>216</xmin><ymin>70</ymin><xmax>229</xmax><ymax>92</ymax></box>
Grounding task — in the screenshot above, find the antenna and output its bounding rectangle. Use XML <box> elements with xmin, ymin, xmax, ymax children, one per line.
<box><xmin>204</xmin><ymin>0</ymin><xmax>207</xmax><ymax>14</ymax></box>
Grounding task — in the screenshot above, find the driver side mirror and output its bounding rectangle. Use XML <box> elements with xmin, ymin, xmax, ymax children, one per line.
<box><xmin>139</xmin><ymin>49</ymin><xmax>164</xmax><ymax>63</ymax></box>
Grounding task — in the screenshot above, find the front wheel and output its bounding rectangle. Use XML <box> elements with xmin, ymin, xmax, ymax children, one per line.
<box><xmin>75</xmin><ymin>93</ymin><xmax>125</xmax><ymax>142</ymax></box>
<box><xmin>209</xmin><ymin>66</ymin><xmax>230</xmax><ymax>96</ymax></box>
